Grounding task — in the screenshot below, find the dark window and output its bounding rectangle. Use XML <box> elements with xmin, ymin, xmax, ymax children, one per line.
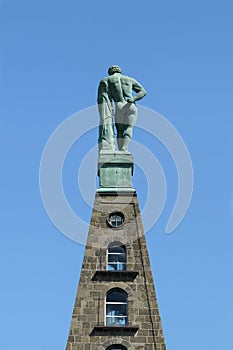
<box><xmin>107</xmin><ymin>243</ymin><xmax>126</xmax><ymax>271</ymax></box>
<box><xmin>106</xmin><ymin>289</ymin><xmax>128</xmax><ymax>326</ymax></box>
<box><xmin>108</xmin><ymin>212</ymin><xmax>124</xmax><ymax>228</ymax></box>
<box><xmin>106</xmin><ymin>346</ymin><xmax>127</xmax><ymax>350</ymax></box>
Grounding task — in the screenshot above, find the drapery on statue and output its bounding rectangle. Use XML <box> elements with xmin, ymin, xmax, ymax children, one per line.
<box><xmin>97</xmin><ymin>65</ymin><xmax>146</xmax><ymax>152</ymax></box>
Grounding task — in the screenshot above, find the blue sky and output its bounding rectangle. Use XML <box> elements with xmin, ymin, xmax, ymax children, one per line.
<box><xmin>0</xmin><ymin>0</ymin><xmax>233</xmax><ymax>349</ymax></box>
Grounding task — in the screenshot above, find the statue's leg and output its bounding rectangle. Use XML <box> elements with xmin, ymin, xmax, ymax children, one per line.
<box><xmin>122</xmin><ymin>104</ymin><xmax>137</xmax><ymax>151</ymax></box>
<box><xmin>115</xmin><ymin>102</ymin><xmax>125</xmax><ymax>150</ymax></box>
<box><xmin>121</xmin><ymin>134</ymin><xmax>131</xmax><ymax>151</ymax></box>
<box><xmin>116</xmin><ymin>123</ymin><xmax>124</xmax><ymax>150</ymax></box>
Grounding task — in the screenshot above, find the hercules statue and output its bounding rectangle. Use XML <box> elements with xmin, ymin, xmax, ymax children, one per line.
<box><xmin>97</xmin><ymin>65</ymin><xmax>146</xmax><ymax>152</ymax></box>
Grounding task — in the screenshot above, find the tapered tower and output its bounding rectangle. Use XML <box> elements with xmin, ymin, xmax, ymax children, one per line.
<box><xmin>66</xmin><ymin>154</ymin><xmax>166</xmax><ymax>350</ymax></box>
<box><xmin>66</xmin><ymin>67</ymin><xmax>166</xmax><ymax>350</ymax></box>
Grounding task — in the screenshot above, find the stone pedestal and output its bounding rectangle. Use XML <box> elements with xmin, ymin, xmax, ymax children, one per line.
<box><xmin>65</xmin><ymin>151</ymin><xmax>167</xmax><ymax>350</ymax></box>
<box><xmin>97</xmin><ymin>151</ymin><xmax>135</xmax><ymax>192</ymax></box>
<box><xmin>66</xmin><ymin>193</ymin><xmax>167</xmax><ymax>350</ymax></box>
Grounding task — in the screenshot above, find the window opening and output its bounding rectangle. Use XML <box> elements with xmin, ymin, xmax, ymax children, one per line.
<box><xmin>108</xmin><ymin>212</ymin><xmax>125</xmax><ymax>228</ymax></box>
<box><xmin>106</xmin><ymin>289</ymin><xmax>128</xmax><ymax>326</ymax></box>
<box><xmin>106</xmin><ymin>346</ymin><xmax>127</xmax><ymax>350</ymax></box>
<box><xmin>107</xmin><ymin>243</ymin><xmax>126</xmax><ymax>271</ymax></box>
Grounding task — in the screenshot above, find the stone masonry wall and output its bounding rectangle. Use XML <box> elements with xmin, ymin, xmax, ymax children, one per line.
<box><xmin>66</xmin><ymin>192</ymin><xmax>166</xmax><ymax>350</ymax></box>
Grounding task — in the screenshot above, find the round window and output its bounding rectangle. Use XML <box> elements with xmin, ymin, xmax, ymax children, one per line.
<box><xmin>107</xmin><ymin>212</ymin><xmax>125</xmax><ymax>228</ymax></box>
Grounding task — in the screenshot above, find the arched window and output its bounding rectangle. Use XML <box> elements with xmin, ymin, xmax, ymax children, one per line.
<box><xmin>106</xmin><ymin>288</ymin><xmax>128</xmax><ymax>326</ymax></box>
<box><xmin>107</xmin><ymin>243</ymin><xmax>126</xmax><ymax>271</ymax></box>
<box><xmin>106</xmin><ymin>346</ymin><xmax>127</xmax><ymax>350</ymax></box>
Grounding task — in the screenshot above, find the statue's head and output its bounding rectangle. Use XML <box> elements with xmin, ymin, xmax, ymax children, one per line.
<box><xmin>108</xmin><ymin>65</ymin><xmax>122</xmax><ymax>75</ymax></box>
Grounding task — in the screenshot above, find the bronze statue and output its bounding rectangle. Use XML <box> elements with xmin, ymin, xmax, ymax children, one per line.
<box><xmin>97</xmin><ymin>65</ymin><xmax>146</xmax><ymax>152</ymax></box>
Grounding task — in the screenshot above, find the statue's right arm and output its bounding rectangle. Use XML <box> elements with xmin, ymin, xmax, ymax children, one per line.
<box><xmin>97</xmin><ymin>79</ymin><xmax>113</xmax><ymax>119</ymax></box>
<box><xmin>97</xmin><ymin>80</ymin><xmax>108</xmax><ymax>104</ymax></box>
<box><xmin>131</xmin><ymin>79</ymin><xmax>147</xmax><ymax>102</ymax></box>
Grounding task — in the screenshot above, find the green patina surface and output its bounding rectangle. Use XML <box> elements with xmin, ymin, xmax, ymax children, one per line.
<box><xmin>97</xmin><ymin>66</ymin><xmax>146</xmax><ymax>190</ymax></box>
<box><xmin>98</xmin><ymin>151</ymin><xmax>134</xmax><ymax>189</ymax></box>
<box><xmin>97</xmin><ymin>65</ymin><xmax>146</xmax><ymax>153</ymax></box>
